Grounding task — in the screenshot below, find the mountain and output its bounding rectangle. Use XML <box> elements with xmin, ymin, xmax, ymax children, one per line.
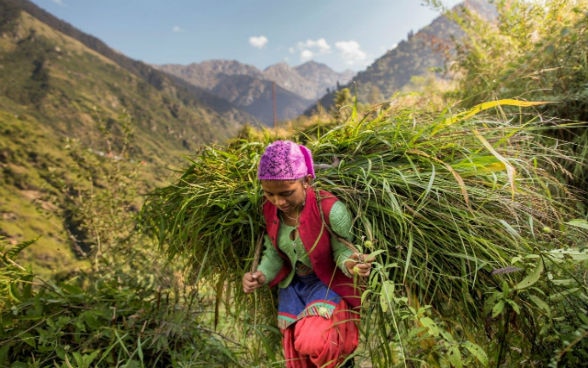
<box><xmin>212</xmin><ymin>73</ymin><xmax>317</xmax><ymax>127</ymax></box>
<box><xmin>0</xmin><ymin>0</ymin><xmax>255</xmax><ymax>271</ymax></box>
<box><xmin>268</xmin><ymin>61</ymin><xmax>355</xmax><ymax>100</ymax></box>
<box><xmin>0</xmin><ymin>0</ymin><xmax>254</xmax><ymax>143</ymax></box>
<box><xmin>156</xmin><ymin>59</ymin><xmax>263</xmax><ymax>91</ymax></box>
<box><xmin>307</xmin><ymin>0</ymin><xmax>496</xmax><ymax>113</ymax></box>
<box><xmin>156</xmin><ymin>60</ymin><xmax>355</xmax><ymax>126</ymax></box>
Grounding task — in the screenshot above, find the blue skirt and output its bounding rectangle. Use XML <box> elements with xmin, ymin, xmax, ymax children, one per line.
<box><xmin>277</xmin><ymin>273</ymin><xmax>342</xmax><ymax>330</ymax></box>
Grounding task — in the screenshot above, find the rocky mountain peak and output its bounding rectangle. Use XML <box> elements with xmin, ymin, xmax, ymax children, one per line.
<box><xmin>156</xmin><ymin>59</ymin><xmax>356</xmax><ymax>125</ymax></box>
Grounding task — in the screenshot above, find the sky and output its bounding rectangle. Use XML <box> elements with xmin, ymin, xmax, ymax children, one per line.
<box><xmin>28</xmin><ymin>0</ymin><xmax>462</xmax><ymax>72</ymax></box>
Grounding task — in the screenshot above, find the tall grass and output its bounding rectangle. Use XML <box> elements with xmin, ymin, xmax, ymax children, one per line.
<box><xmin>449</xmin><ymin>0</ymin><xmax>588</xmax><ymax>209</ymax></box>
<box><xmin>140</xmin><ymin>99</ymin><xmax>587</xmax><ymax>366</ymax></box>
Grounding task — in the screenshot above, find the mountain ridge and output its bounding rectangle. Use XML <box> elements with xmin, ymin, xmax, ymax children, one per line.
<box><xmin>4</xmin><ymin>0</ymin><xmax>256</xmax><ymax>130</ymax></box>
<box><xmin>155</xmin><ymin>1</ymin><xmax>496</xmax><ymax>123</ymax></box>
<box><xmin>0</xmin><ymin>0</ymin><xmax>260</xmax><ymax>271</ymax></box>
<box><xmin>156</xmin><ymin>59</ymin><xmax>355</xmax><ymax>126</ymax></box>
<box><xmin>307</xmin><ymin>0</ymin><xmax>496</xmax><ymax>114</ymax></box>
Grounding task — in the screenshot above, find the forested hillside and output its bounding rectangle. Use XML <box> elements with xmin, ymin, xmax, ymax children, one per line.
<box><xmin>3</xmin><ymin>0</ymin><xmax>255</xmax><ymax>128</ymax></box>
<box><xmin>0</xmin><ymin>0</ymin><xmax>253</xmax><ymax>274</ymax></box>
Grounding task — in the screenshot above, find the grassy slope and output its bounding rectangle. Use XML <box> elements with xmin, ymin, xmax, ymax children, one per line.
<box><xmin>0</xmin><ymin>10</ymin><xmax>247</xmax><ymax>276</ymax></box>
<box><xmin>0</xmin><ymin>108</ymin><xmax>87</xmax><ymax>276</ymax></box>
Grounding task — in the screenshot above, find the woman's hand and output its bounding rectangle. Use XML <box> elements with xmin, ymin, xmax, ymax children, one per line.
<box><xmin>242</xmin><ymin>271</ymin><xmax>267</xmax><ymax>293</ymax></box>
<box><xmin>345</xmin><ymin>253</ymin><xmax>373</xmax><ymax>277</ymax></box>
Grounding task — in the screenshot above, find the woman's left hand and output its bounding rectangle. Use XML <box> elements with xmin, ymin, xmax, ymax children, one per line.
<box><xmin>345</xmin><ymin>253</ymin><xmax>373</xmax><ymax>277</ymax></box>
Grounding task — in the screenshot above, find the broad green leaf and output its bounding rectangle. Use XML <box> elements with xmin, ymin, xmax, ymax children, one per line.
<box><xmin>506</xmin><ymin>299</ymin><xmax>521</xmax><ymax>315</ymax></box>
<box><xmin>515</xmin><ymin>260</ymin><xmax>544</xmax><ymax>290</ymax></box>
<box><xmin>550</xmin><ymin>279</ymin><xmax>580</xmax><ymax>286</ymax></box>
<box><xmin>566</xmin><ymin>218</ymin><xmax>588</xmax><ymax>230</ymax></box>
<box><xmin>548</xmin><ymin>287</ymin><xmax>580</xmax><ymax>301</ymax></box>
<box><xmin>463</xmin><ymin>341</ymin><xmax>489</xmax><ymax>366</ymax></box>
<box><xmin>366</xmin><ymin>249</ymin><xmax>386</xmax><ymax>259</ymax></box>
<box><xmin>528</xmin><ymin>294</ymin><xmax>551</xmax><ymax>317</ymax></box>
<box><xmin>419</xmin><ymin>316</ymin><xmax>440</xmax><ymax>337</ymax></box>
<box><xmin>492</xmin><ymin>300</ymin><xmax>505</xmax><ymax>318</ymax></box>
<box><xmin>549</xmin><ymin>248</ymin><xmax>588</xmax><ymax>262</ymax></box>
<box><xmin>448</xmin><ymin>345</ymin><xmax>463</xmax><ymax>368</ymax></box>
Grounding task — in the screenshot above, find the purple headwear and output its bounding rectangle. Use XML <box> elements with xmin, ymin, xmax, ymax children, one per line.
<box><xmin>257</xmin><ymin>140</ymin><xmax>315</xmax><ymax>180</ymax></box>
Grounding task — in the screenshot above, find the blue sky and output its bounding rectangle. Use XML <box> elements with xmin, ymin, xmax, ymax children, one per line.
<box><xmin>29</xmin><ymin>0</ymin><xmax>462</xmax><ymax>72</ymax></box>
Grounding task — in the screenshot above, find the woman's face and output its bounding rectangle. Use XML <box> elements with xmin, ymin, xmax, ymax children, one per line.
<box><xmin>261</xmin><ymin>177</ymin><xmax>309</xmax><ymax>216</ymax></box>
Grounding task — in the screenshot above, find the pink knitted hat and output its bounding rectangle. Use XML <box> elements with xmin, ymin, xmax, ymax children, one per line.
<box><xmin>257</xmin><ymin>140</ymin><xmax>315</xmax><ymax>180</ymax></box>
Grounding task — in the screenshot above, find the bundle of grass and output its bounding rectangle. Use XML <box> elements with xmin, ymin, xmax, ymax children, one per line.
<box><xmin>140</xmin><ymin>99</ymin><xmax>587</xmax><ymax>366</ymax></box>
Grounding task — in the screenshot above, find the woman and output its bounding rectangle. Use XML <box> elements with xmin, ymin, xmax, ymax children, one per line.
<box><xmin>242</xmin><ymin>140</ymin><xmax>372</xmax><ymax>368</ymax></box>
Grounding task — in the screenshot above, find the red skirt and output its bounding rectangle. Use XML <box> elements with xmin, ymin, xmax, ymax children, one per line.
<box><xmin>282</xmin><ymin>299</ymin><xmax>359</xmax><ymax>368</ymax></box>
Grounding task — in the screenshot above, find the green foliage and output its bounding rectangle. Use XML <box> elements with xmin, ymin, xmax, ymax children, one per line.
<box><xmin>59</xmin><ymin>113</ymin><xmax>143</xmax><ymax>259</ymax></box>
<box><xmin>310</xmin><ymin>101</ymin><xmax>586</xmax><ymax>367</ymax></box>
<box><xmin>0</xmin><ymin>237</ymin><xmax>35</xmax><ymax>311</ymax></box>
<box><xmin>452</xmin><ymin>0</ymin><xmax>588</xmax><ymax>113</ymax></box>
<box><xmin>0</xmin><ymin>238</ymin><xmax>243</xmax><ymax>367</ymax></box>
<box><xmin>482</xmin><ymin>238</ymin><xmax>588</xmax><ymax>367</ymax></box>
<box><xmin>373</xmin><ymin>280</ymin><xmax>488</xmax><ymax>367</ymax></box>
<box><xmin>449</xmin><ymin>0</ymin><xmax>588</xmax><ymax>201</ymax></box>
<box><xmin>139</xmin><ymin>140</ymin><xmax>282</xmax><ymax>354</ymax></box>
<box><xmin>140</xmin><ymin>141</ymin><xmax>265</xmax><ymax>272</ymax></box>
<box><xmin>331</xmin><ymin>88</ymin><xmax>355</xmax><ymax>121</ymax></box>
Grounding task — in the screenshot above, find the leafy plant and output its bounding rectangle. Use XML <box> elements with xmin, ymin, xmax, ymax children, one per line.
<box><xmin>482</xmin><ymin>227</ymin><xmax>588</xmax><ymax>367</ymax></box>
<box><xmin>0</xmin><ymin>237</ymin><xmax>35</xmax><ymax>312</ymax></box>
<box><xmin>0</xmin><ymin>239</ymin><xmax>243</xmax><ymax>367</ymax></box>
<box><xmin>448</xmin><ymin>0</ymin><xmax>588</xmax><ymax>206</ymax></box>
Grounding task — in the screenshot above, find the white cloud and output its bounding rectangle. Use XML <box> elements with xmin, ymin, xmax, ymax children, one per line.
<box><xmin>335</xmin><ymin>40</ymin><xmax>368</xmax><ymax>67</ymax></box>
<box><xmin>51</xmin><ymin>0</ymin><xmax>64</xmax><ymax>5</ymax></box>
<box><xmin>172</xmin><ymin>26</ymin><xmax>182</xmax><ymax>33</ymax></box>
<box><xmin>291</xmin><ymin>38</ymin><xmax>331</xmax><ymax>62</ymax></box>
<box><xmin>298</xmin><ymin>38</ymin><xmax>330</xmax><ymax>53</ymax></box>
<box><xmin>249</xmin><ymin>36</ymin><xmax>268</xmax><ymax>49</ymax></box>
<box><xmin>300</xmin><ymin>49</ymin><xmax>314</xmax><ymax>61</ymax></box>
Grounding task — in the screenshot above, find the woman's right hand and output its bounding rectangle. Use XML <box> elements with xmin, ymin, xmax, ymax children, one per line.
<box><xmin>242</xmin><ymin>271</ymin><xmax>266</xmax><ymax>293</ymax></box>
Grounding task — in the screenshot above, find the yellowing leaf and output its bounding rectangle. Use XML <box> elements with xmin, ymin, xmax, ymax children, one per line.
<box><xmin>473</xmin><ymin>129</ymin><xmax>517</xmax><ymax>198</ymax></box>
<box><xmin>380</xmin><ymin>280</ymin><xmax>395</xmax><ymax>313</ymax></box>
